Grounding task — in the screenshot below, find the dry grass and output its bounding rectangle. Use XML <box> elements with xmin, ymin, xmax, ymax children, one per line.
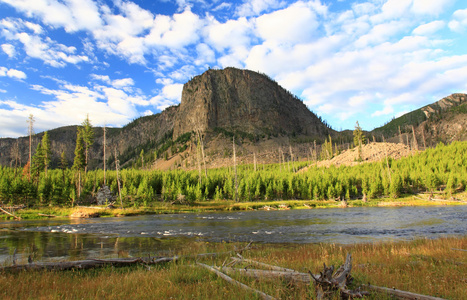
<box><xmin>1</xmin><ymin>237</ymin><xmax>465</xmax><ymax>299</ymax></box>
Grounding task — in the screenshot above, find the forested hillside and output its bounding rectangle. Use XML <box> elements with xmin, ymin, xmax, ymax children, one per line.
<box><xmin>1</xmin><ymin>141</ymin><xmax>465</xmax><ymax>207</ymax></box>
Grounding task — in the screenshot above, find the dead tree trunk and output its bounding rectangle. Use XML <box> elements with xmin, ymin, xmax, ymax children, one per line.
<box><xmin>309</xmin><ymin>253</ymin><xmax>368</xmax><ymax>299</ymax></box>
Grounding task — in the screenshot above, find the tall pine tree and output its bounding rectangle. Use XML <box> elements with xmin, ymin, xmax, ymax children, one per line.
<box><xmin>41</xmin><ymin>131</ymin><xmax>51</xmax><ymax>177</ymax></box>
<box><xmin>73</xmin><ymin>129</ymin><xmax>85</xmax><ymax>198</ymax></box>
<box><xmin>81</xmin><ymin>115</ymin><xmax>94</xmax><ymax>174</ymax></box>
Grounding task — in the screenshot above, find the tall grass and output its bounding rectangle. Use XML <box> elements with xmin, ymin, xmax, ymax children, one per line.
<box><xmin>1</xmin><ymin>237</ymin><xmax>465</xmax><ymax>299</ymax></box>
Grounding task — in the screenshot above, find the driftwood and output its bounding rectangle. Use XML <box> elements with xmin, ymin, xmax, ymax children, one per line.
<box><xmin>229</xmin><ymin>257</ymin><xmax>297</xmax><ymax>272</ymax></box>
<box><xmin>196</xmin><ymin>262</ymin><xmax>277</xmax><ymax>300</ymax></box>
<box><xmin>0</xmin><ymin>206</ymin><xmax>21</xmax><ymax>220</ymax></box>
<box><xmin>362</xmin><ymin>284</ymin><xmax>446</xmax><ymax>300</ymax></box>
<box><xmin>38</xmin><ymin>213</ymin><xmax>57</xmax><ymax>217</ymax></box>
<box><xmin>0</xmin><ymin>256</ymin><xmax>177</xmax><ymax>273</ymax></box>
<box><xmin>220</xmin><ymin>267</ymin><xmax>310</xmax><ymax>283</ymax></box>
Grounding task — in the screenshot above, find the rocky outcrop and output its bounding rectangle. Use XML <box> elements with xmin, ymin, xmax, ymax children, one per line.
<box><xmin>421</xmin><ymin>93</ymin><xmax>467</xmax><ymax>118</ymax></box>
<box><xmin>173</xmin><ymin>68</ymin><xmax>331</xmax><ymax>138</ymax></box>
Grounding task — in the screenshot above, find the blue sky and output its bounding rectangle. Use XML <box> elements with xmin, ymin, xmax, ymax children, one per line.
<box><xmin>0</xmin><ymin>0</ymin><xmax>466</xmax><ymax>138</ymax></box>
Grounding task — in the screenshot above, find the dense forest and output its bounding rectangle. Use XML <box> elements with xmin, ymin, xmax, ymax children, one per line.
<box><xmin>0</xmin><ymin>140</ymin><xmax>466</xmax><ymax>207</ymax></box>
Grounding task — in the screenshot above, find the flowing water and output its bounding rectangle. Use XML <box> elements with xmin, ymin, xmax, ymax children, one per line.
<box><xmin>1</xmin><ymin>206</ymin><xmax>465</xmax><ymax>264</ymax></box>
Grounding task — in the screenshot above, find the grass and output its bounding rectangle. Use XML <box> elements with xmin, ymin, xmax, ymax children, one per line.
<box><xmin>1</xmin><ymin>237</ymin><xmax>465</xmax><ymax>299</ymax></box>
<box><xmin>3</xmin><ymin>191</ymin><xmax>466</xmax><ymax>220</ymax></box>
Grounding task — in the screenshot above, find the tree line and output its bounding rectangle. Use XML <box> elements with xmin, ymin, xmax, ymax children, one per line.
<box><xmin>1</xmin><ymin>138</ymin><xmax>465</xmax><ymax>207</ymax></box>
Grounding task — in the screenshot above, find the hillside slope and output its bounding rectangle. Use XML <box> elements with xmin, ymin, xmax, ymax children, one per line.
<box><xmin>0</xmin><ymin>68</ymin><xmax>333</xmax><ymax>170</ymax></box>
<box><xmin>372</xmin><ymin>93</ymin><xmax>467</xmax><ymax>145</ymax></box>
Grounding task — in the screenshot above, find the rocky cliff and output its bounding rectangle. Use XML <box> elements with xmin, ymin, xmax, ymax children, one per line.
<box><xmin>173</xmin><ymin>68</ymin><xmax>330</xmax><ymax>139</ymax></box>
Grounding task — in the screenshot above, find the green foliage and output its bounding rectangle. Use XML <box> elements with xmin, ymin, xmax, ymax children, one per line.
<box><xmin>72</xmin><ymin>130</ymin><xmax>85</xmax><ymax>172</ymax></box>
<box><xmin>0</xmin><ymin>141</ymin><xmax>466</xmax><ymax>207</ymax></box>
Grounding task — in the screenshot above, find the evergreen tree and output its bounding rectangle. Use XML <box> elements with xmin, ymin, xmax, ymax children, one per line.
<box><xmin>41</xmin><ymin>131</ymin><xmax>51</xmax><ymax>177</ymax></box>
<box><xmin>81</xmin><ymin>115</ymin><xmax>95</xmax><ymax>173</ymax></box>
<box><xmin>73</xmin><ymin>129</ymin><xmax>85</xmax><ymax>198</ymax></box>
<box><xmin>31</xmin><ymin>143</ymin><xmax>45</xmax><ymax>179</ymax></box>
<box><xmin>353</xmin><ymin>121</ymin><xmax>365</xmax><ymax>161</ymax></box>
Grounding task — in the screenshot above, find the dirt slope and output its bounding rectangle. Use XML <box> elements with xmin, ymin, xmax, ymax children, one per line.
<box><xmin>301</xmin><ymin>142</ymin><xmax>412</xmax><ymax>171</ymax></box>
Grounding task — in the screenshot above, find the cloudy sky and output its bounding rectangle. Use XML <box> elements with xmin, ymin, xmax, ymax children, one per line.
<box><xmin>1</xmin><ymin>0</ymin><xmax>466</xmax><ymax>138</ymax></box>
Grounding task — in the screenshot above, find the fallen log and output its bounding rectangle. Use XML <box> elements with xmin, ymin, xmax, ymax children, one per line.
<box><xmin>196</xmin><ymin>262</ymin><xmax>277</xmax><ymax>300</ymax></box>
<box><xmin>38</xmin><ymin>213</ymin><xmax>57</xmax><ymax>217</ymax></box>
<box><xmin>229</xmin><ymin>257</ymin><xmax>297</xmax><ymax>272</ymax></box>
<box><xmin>0</xmin><ymin>256</ymin><xmax>177</xmax><ymax>273</ymax></box>
<box><xmin>362</xmin><ymin>284</ymin><xmax>446</xmax><ymax>300</ymax></box>
<box><xmin>0</xmin><ymin>206</ymin><xmax>21</xmax><ymax>220</ymax></box>
<box><xmin>220</xmin><ymin>266</ymin><xmax>310</xmax><ymax>283</ymax></box>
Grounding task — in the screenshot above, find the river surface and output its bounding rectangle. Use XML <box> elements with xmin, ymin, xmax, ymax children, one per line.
<box><xmin>0</xmin><ymin>206</ymin><xmax>465</xmax><ymax>264</ymax></box>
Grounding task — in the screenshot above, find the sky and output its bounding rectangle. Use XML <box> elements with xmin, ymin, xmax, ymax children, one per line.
<box><xmin>0</xmin><ymin>0</ymin><xmax>466</xmax><ymax>138</ymax></box>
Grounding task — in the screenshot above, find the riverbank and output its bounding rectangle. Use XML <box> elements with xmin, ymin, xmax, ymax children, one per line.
<box><xmin>2</xmin><ymin>191</ymin><xmax>466</xmax><ymax>220</ymax></box>
<box><xmin>1</xmin><ymin>236</ymin><xmax>465</xmax><ymax>299</ymax></box>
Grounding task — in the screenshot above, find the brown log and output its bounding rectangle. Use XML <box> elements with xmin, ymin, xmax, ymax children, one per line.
<box><xmin>0</xmin><ymin>206</ymin><xmax>21</xmax><ymax>220</ymax></box>
<box><xmin>196</xmin><ymin>263</ymin><xmax>277</xmax><ymax>300</ymax></box>
<box><xmin>229</xmin><ymin>257</ymin><xmax>297</xmax><ymax>272</ymax></box>
<box><xmin>38</xmin><ymin>213</ymin><xmax>57</xmax><ymax>217</ymax></box>
<box><xmin>362</xmin><ymin>284</ymin><xmax>447</xmax><ymax>300</ymax></box>
<box><xmin>0</xmin><ymin>256</ymin><xmax>177</xmax><ymax>273</ymax></box>
<box><xmin>220</xmin><ymin>267</ymin><xmax>311</xmax><ymax>283</ymax></box>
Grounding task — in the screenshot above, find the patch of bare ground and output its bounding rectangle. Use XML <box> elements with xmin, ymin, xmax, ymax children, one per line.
<box><xmin>301</xmin><ymin>142</ymin><xmax>412</xmax><ymax>171</ymax></box>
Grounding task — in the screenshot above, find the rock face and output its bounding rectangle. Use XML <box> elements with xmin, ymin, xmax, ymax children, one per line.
<box><xmin>96</xmin><ymin>185</ymin><xmax>114</xmax><ymax>205</ymax></box>
<box><xmin>173</xmin><ymin>68</ymin><xmax>330</xmax><ymax>138</ymax></box>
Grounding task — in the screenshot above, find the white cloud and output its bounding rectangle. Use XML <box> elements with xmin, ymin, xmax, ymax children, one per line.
<box><xmin>149</xmin><ymin>83</ymin><xmax>183</xmax><ymax>110</ymax></box>
<box><xmin>0</xmin><ymin>0</ymin><xmax>102</xmax><ymax>32</ymax></box>
<box><xmin>205</xmin><ymin>16</ymin><xmax>253</xmax><ymax>51</ymax></box>
<box><xmin>0</xmin><ymin>66</ymin><xmax>27</xmax><ymax>80</ymax></box>
<box><xmin>449</xmin><ymin>9</ymin><xmax>467</xmax><ymax>32</ymax></box>
<box><xmin>145</xmin><ymin>9</ymin><xmax>202</xmax><ymax>49</ymax></box>
<box><xmin>236</xmin><ymin>0</ymin><xmax>284</xmax><ymax>17</ymax></box>
<box><xmin>371</xmin><ymin>105</ymin><xmax>394</xmax><ymax>117</ymax></box>
<box><xmin>255</xmin><ymin>2</ymin><xmax>319</xmax><ymax>44</ymax></box>
<box><xmin>412</xmin><ymin>21</ymin><xmax>445</xmax><ymax>35</ymax></box>
<box><xmin>411</xmin><ymin>0</ymin><xmax>455</xmax><ymax>16</ymax></box>
<box><xmin>0</xmin><ymin>19</ymin><xmax>90</xmax><ymax>67</ymax></box>
<box><xmin>112</xmin><ymin>78</ymin><xmax>135</xmax><ymax>89</ymax></box>
<box><xmin>1</xmin><ymin>44</ymin><xmax>15</xmax><ymax>57</ymax></box>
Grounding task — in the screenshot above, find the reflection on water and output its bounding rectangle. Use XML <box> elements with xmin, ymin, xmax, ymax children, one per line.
<box><xmin>0</xmin><ymin>206</ymin><xmax>465</xmax><ymax>264</ymax></box>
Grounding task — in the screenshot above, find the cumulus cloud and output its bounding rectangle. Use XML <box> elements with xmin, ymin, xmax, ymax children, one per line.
<box><xmin>0</xmin><ymin>0</ymin><xmax>102</xmax><ymax>32</ymax></box>
<box><xmin>0</xmin><ymin>66</ymin><xmax>27</xmax><ymax>80</ymax></box>
<box><xmin>1</xmin><ymin>44</ymin><xmax>15</xmax><ymax>57</ymax></box>
<box><xmin>255</xmin><ymin>2</ymin><xmax>319</xmax><ymax>44</ymax></box>
<box><xmin>149</xmin><ymin>83</ymin><xmax>183</xmax><ymax>110</ymax></box>
<box><xmin>236</xmin><ymin>0</ymin><xmax>284</xmax><ymax>17</ymax></box>
<box><xmin>449</xmin><ymin>9</ymin><xmax>467</xmax><ymax>32</ymax></box>
<box><xmin>412</xmin><ymin>21</ymin><xmax>445</xmax><ymax>35</ymax></box>
<box><xmin>0</xmin><ymin>18</ymin><xmax>90</xmax><ymax>67</ymax></box>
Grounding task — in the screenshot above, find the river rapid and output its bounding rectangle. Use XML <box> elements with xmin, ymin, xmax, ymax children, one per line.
<box><xmin>1</xmin><ymin>205</ymin><xmax>465</xmax><ymax>264</ymax></box>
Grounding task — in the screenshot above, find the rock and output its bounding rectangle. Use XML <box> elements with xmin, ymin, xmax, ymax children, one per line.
<box><xmin>96</xmin><ymin>185</ymin><xmax>114</xmax><ymax>205</ymax></box>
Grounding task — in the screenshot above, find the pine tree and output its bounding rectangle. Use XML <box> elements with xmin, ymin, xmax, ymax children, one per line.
<box><xmin>31</xmin><ymin>142</ymin><xmax>45</xmax><ymax>179</ymax></box>
<box><xmin>353</xmin><ymin>121</ymin><xmax>365</xmax><ymax>162</ymax></box>
<box><xmin>41</xmin><ymin>131</ymin><xmax>51</xmax><ymax>177</ymax></box>
<box><xmin>81</xmin><ymin>115</ymin><xmax>94</xmax><ymax>174</ymax></box>
<box><xmin>73</xmin><ymin>129</ymin><xmax>85</xmax><ymax>198</ymax></box>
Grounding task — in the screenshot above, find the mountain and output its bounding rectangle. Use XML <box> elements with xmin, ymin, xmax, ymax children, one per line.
<box><xmin>371</xmin><ymin>93</ymin><xmax>467</xmax><ymax>146</ymax></box>
<box><xmin>173</xmin><ymin>68</ymin><xmax>329</xmax><ymax>139</ymax></box>
<box><xmin>0</xmin><ymin>67</ymin><xmax>333</xmax><ymax>170</ymax></box>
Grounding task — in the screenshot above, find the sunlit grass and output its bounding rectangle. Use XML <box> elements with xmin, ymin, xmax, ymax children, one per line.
<box><xmin>1</xmin><ymin>237</ymin><xmax>465</xmax><ymax>299</ymax></box>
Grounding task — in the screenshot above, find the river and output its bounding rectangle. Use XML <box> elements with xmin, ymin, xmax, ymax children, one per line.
<box><xmin>1</xmin><ymin>205</ymin><xmax>465</xmax><ymax>264</ymax></box>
